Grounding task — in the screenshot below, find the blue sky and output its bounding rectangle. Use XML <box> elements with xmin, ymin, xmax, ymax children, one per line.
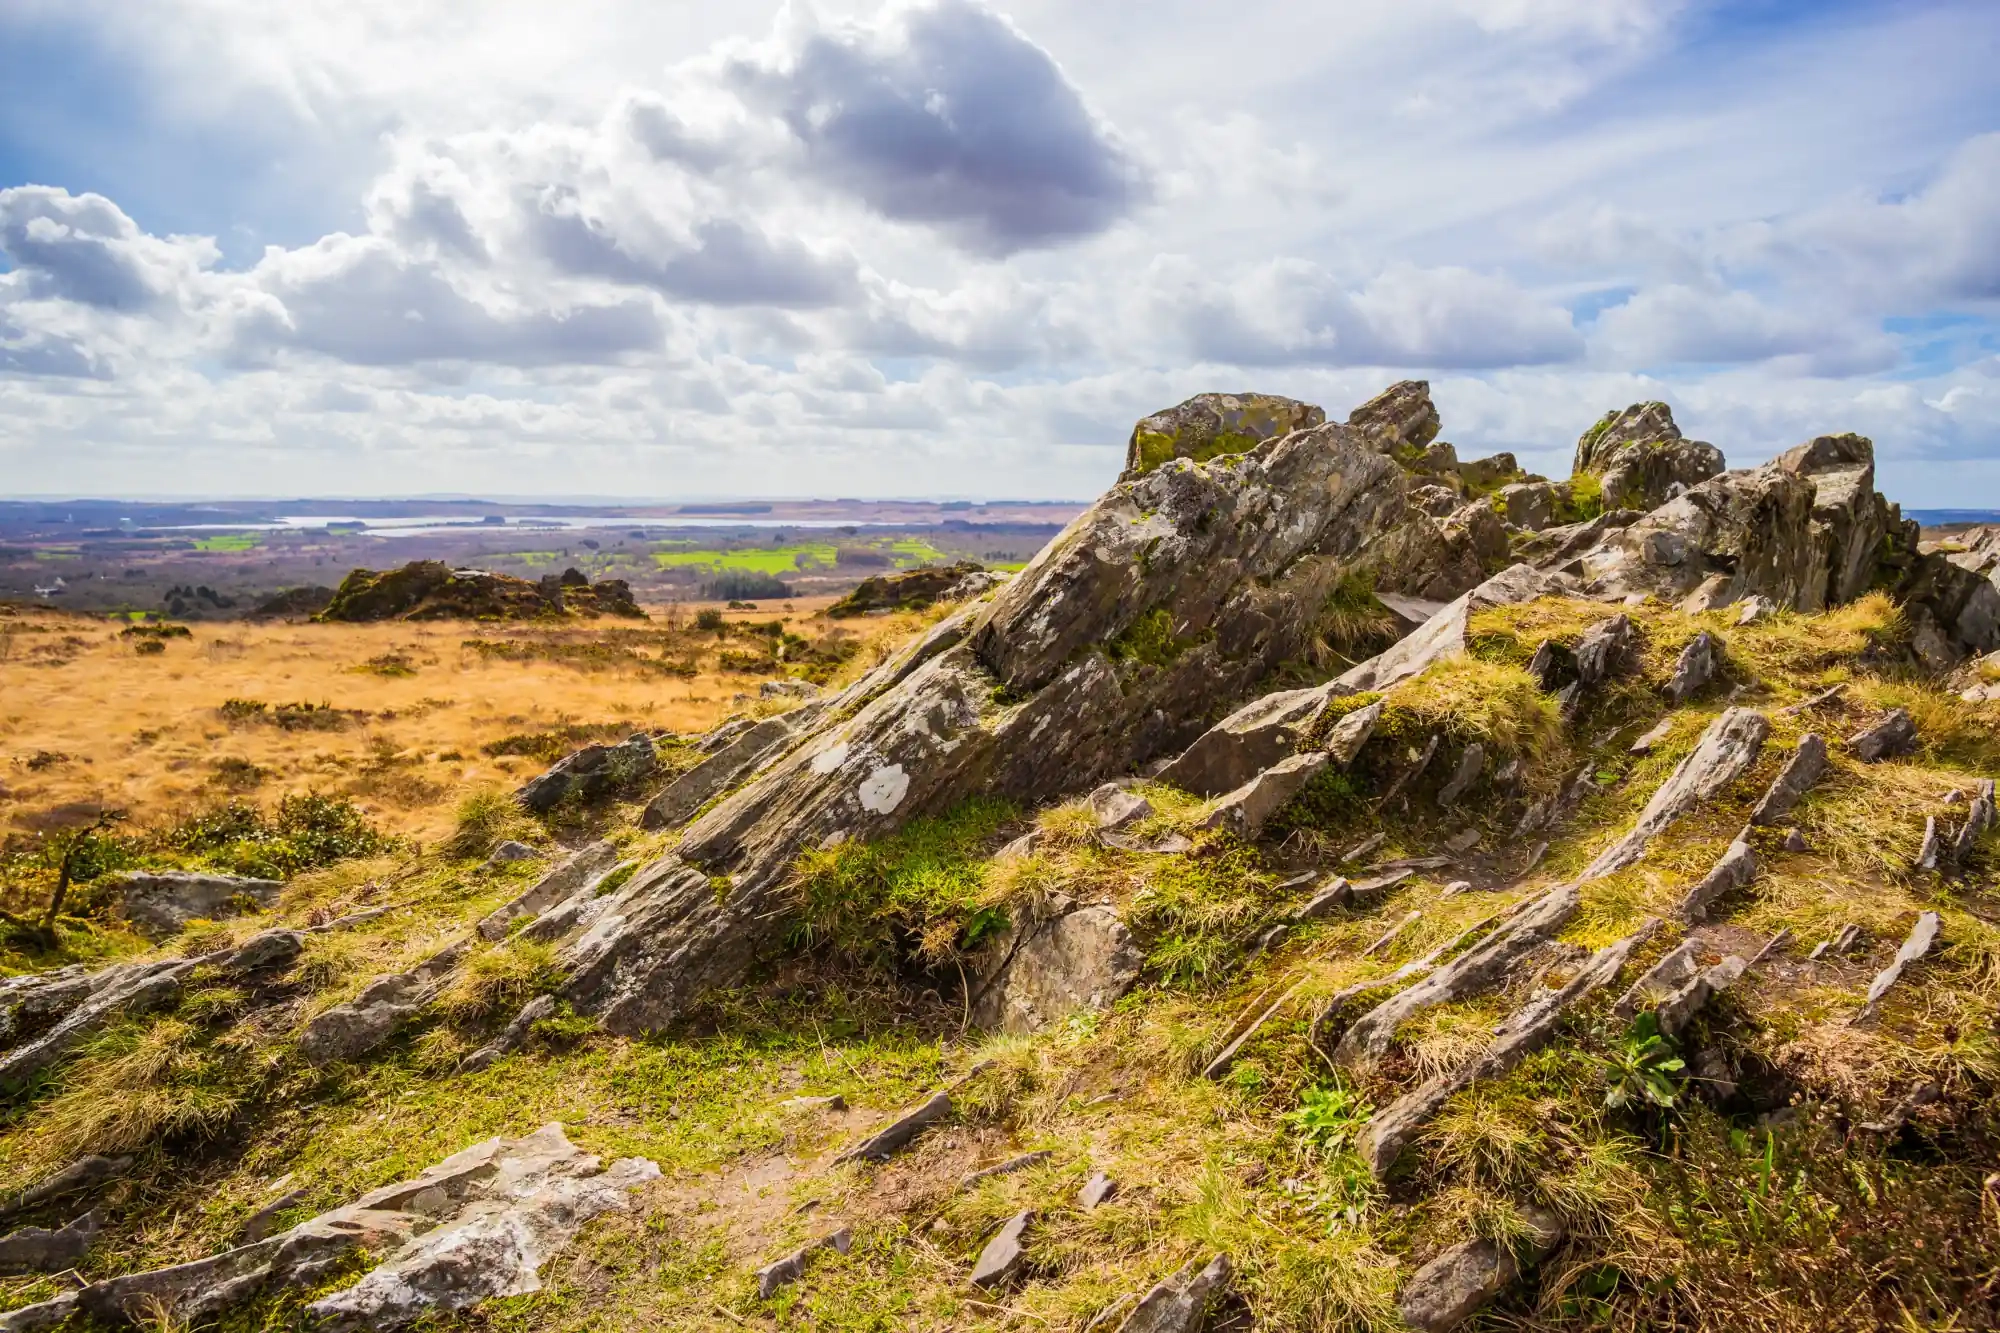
<box><xmin>1</xmin><ymin>0</ymin><xmax>1997</xmax><ymax>501</ymax></box>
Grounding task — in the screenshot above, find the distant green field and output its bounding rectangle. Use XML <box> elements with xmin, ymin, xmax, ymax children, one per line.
<box><xmin>652</xmin><ymin>538</ymin><xmax>954</xmax><ymax>574</ymax></box>
<box><xmin>193</xmin><ymin>533</ymin><xmax>258</xmax><ymax>552</ymax></box>
<box><xmin>653</xmin><ymin>542</ymin><xmax>839</xmax><ymax>573</ymax></box>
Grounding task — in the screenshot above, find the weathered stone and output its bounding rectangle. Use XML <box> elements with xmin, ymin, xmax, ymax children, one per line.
<box><xmin>1323</xmin><ymin>700</ymin><xmax>1382</xmax><ymax>766</ymax></box>
<box><xmin>225</xmin><ymin>928</ymin><xmax>304</xmax><ymax>975</ymax></box>
<box><xmin>0</xmin><ymin>1155</ymin><xmax>130</xmax><ymax>1220</ymax></box>
<box><xmin>298</xmin><ymin>974</ymin><xmax>427</xmax><ymax>1065</ymax></box>
<box><xmin>1497</xmin><ymin>481</ymin><xmax>1559</xmax><ymax>531</ymax></box>
<box><xmin>1953</xmin><ymin>794</ymin><xmax>1996</xmax><ymax>863</ymax></box>
<box><xmin>960</xmin><ymin>1151</ymin><xmax>1051</xmax><ymax>1191</ymax></box>
<box><xmin>836</xmin><ymin>1092</ymin><xmax>952</xmax><ymax>1164</ymax></box>
<box><xmin>760</xmin><ymin>679</ymin><xmax>821</xmax><ymax>700</ymax></box>
<box><xmin>1855</xmin><ymin>912</ymin><xmax>1942</xmax><ymax>1021</ymax></box>
<box><xmin>1916</xmin><ymin>817</ymin><xmax>1944</xmax><ymax>871</ymax></box>
<box><xmin>641</xmin><ymin>711</ymin><xmax>812</xmax><ymax>831</ymax></box>
<box><xmin>458</xmin><ymin>994</ymin><xmax>558</xmax><ymax>1074</ymax></box>
<box><xmin>1528</xmin><ymin>639</ymin><xmax>1577</xmax><ymax>693</ymax></box>
<box><xmin>0</xmin><ymin>960</ymin><xmax>199</xmax><ymax>1086</ymax></box>
<box><xmin>1077</xmin><ymin>1172</ymin><xmax>1118</xmax><ymax>1210</ymax></box>
<box><xmin>1347</xmin><ymin>381</ymin><xmax>1440</xmax><ymax>457</ymax></box>
<box><xmin>516</xmin><ymin>734</ymin><xmax>655</xmax><ymax>814</ymax></box>
<box><xmin>1573</xmin><ymin>402</ymin><xmax>1724</xmax><ymax>512</ymax></box>
<box><xmin>1613</xmin><ymin>939</ymin><xmax>1700</xmax><ymax>1018</ymax></box>
<box><xmin>485</xmin><ymin>840</ymin><xmax>541</xmax><ymax>864</ymax></box>
<box><xmin>1114</xmin><ymin>1255</ymin><xmax>1232</xmax><ymax>1333</ymax></box>
<box><xmin>1158</xmin><ymin>683</ymin><xmax>1342</xmax><ymax>797</ymax></box>
<box><xmin>970</xmin><ymin>1210</ymin><xmax>1033</xmax><ymax>1289</ymax></box>
<box><xmin>1409</xmin><ymin>484</ymin><xmax>1459</xmax><ymax>517</ymax></box>
<box><xmin>17</xmin><ymin>1125</ymin><xmax>655</xmax><ymax>1332</ymax></box>
<box><xmin>476</xmin><ymin>841</ymin><xmax>621</xmax><ymax>942</ymax></box>
<box><xmin>1737</xmin><ymin>595</ymin><xmax>1776</xmax><ymax>625</ymax></box>
<box><xmin>1656</xmin><ymin>955</ymin><xmax>1746</xmax><ymax>1038</ymax></box>
<box><xmin>1574</xmin><ymin>614</ymin><xmax>1639</xmax><ymax>687</ymax></box>
<box><xmin>0</xmin><ymin>1292</ymin><xmax>75</xmax><ymax>1332</ymax></box>
<box><xmin>971</xmin><ymin>905</ymin><xmax>1141</xmax><ymax>1034</ymax></box>
<box><xmin>1664</xmin><ymin>631</ymin><xmax>1719</xmax><ymax>704</ymax></box>
<box><xmin>756</xmin><ymin>1228</ymin><xmax>852</xmax><ymax>1300</ymax></box>
<box><xmin>1124</xmin><ymin>393</ymin><xmax>1325</xmax><ymax>479</ymax></box>
<box><xmin>239</xmin><ymin>1189</ymin><xmax>307</xmax><ymax>1244</ymax></box>
<box><xmin>1335</xmin><ymin>885</ymin><xmax>1581</xmax><ymax>1070</ymax></box>
<box><xmin>1782</xmin><ymin>828</ymin><xmax>1809</xmax><ymax>852</ymax></box>
<box><xmin>1377</xmin><ymin>734</ymin><xmax>1440</xmax><ymax>806</ymax></box>
<box><xmin>105</xmin><ymin>871</ymin><xmax>282</xmax><ymax>939</ymax></box>
<box><xmin>1436</xmin><ymin>744</ymin><xmax>1485</xmax><ymax>808</ymax></box>
<box><xmin>1629</xmin><ymin>718</ymin><xmax>1673</xmax><ymax>754</ymax></box>
<box><xmin>542</xmin><ymin>417</ymin><xmax>1466</xmax><ymax>1036</ymax></box>
<box><xmin>1293</xmin><ymin>877</ymin><xmax>1354</xmax><ymax>920</ymax></box>
<box><xmin>827</xmin><ymin>562</ymin><xmax>990</xmax><ymax>617</ymax></box>
<box><xmin>1199</xmin><ymin>752</ymin><xmax>1328</xmax><ymax>838</ymax></box>
<box><xmin>1089</xmin><ymin>784</ymin><xmax>1153</xmax><ymax>831</ymax></box>
<box><xmin>1677</xmin><ymin>835</ymin><xmax>1757</xmax><ymax>923</ymax></box>
<box><xmin>1848</xmin><ymin>709</ymin><xmax>1916</xmax><ymax>762</ymax></box>
<box><xmin>1399</xmin><ymin>1206</ymin><xmax>1563</xmax><ymax>1332</ymax></box>
<box><xmin>1749</xmin><ymin>735</ymin><xmax>1829</xmax><ymax>825</ymax></box>
<box><xmin>1581</xmin><ymin>709</ymin><xmax>1769</xmax><ymax>880</ymax></box>
<box><xmin>0</xmin><ymin>1210</ymin><xmax>98</xmax><ymax>1275</ymax></box>
<box><xmin>1338</xmin><ymin>564</ymin><xmax>1556</xmax><ymax>694</ymax></box>
<box><xmin>307</xmin><ymin>1126</ymin><xmax>658</xmax><ymax>1332</ymax></box>
<box><xmin>1360</xmin><ymin>924</ymin><xmax>1654</xmax><ymax>1177</ymax></box>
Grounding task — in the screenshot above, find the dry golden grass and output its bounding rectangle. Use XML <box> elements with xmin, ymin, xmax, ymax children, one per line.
<box><xmin>0</xmin><ymin>598</ymin><xmax>925</xmax><ymax>844</ymax></box>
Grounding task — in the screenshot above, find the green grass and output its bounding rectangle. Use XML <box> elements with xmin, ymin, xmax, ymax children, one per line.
<box><xmin>193</xmin><ymin>533</ymin><xmax>258</xmax><ymax>552</ymax></box>
<box><xmin>652</xmin><ymin>543</ymin><xmax>838</xmax><ymax>574</ymax></box>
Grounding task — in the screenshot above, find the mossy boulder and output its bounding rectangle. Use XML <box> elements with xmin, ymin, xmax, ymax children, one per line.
<box><xmin>826</xmin><ymin>562</ymin><xmax>987</xmax><ymax>618</ymax></box>
<box><xmin>316</xmin><ymin>561</ymin><xmax>643</xmax><ymax>622</ymax></box>
<box><xmin>1122</xmin><ymin>393</ymin><xmax>1325</xmax><ymax>479</ymax></box>
<box><xmin>1571</xmin><ymin>401</ymin><xmax>1724</xmax><ymax>511</ymax></box>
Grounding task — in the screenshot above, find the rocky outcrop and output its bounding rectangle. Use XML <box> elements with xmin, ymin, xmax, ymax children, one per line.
<box><xmin>474</xmin><ymin>841</ymin><xmax>621</xmax><ymax>941</ymax></box>
<box><xmin>516</xmin><ymin>734</ymin><xmax>656</xmax><ymax>813</ymax></box>
<box><xmin>1124</xmin><ymin>393</ymin><xmax>1325</xmax><ymax>479</ymax></box>
<box><xmin>1848</xmin><ymin>709</ymin><xmax>1916</xmax><ymax>762</ymax></box>
<box><xmin>1750</xmin><ymin>735</ymin><xmax>1829</xmax><ymax>825</ymax></box>
<box><xmin>1157</xmin><ymin>684</ymin><xmax>1340</xmax><ymax>798</ymax></box>
<box><xmin>826</xmin><ymin>562</ymin><xmax>989</xmax><ymax>617</ymax></box>
<box><xmin>970</xmin><ymin>901</ymin><xmax>1141</xmax><ymax>1035</ymax></box>
<box><xmin>0</xmin><ymin>1210</ymin><xmax>99</xmax><ymax>1275</ymax></box>
<box><xmin>104</xmin><ymin>871</ymin><xmax>282</xmax><ymax>939</ymax></box>
<box><xmin>0</xmin><ymin>1125</ymin><xmax>655</xmax><ymax>1331</ymax></box>
<box><xmin>1496</xmin><ymin>481</ymin><xmax>1560</xmax><ymax>531</ymax></box>
<box><xmin>317</xmin><ymin>561</ymin><xmax>643</xmax><ymax>622</ymax></box>
<box><xmin>547</xmin><ymin>413</ymin><xmax>1433</xmax><ymax>1036</ymax></box>
<box><xmin>1198</xmin><ymin>752</ymin><xmax>1328</xmax><ymax>838</ymax></box>
<box><xmin>1572</xmin><ymin>402</ymin><xmax>1723</xmax><ymax>512</ymax></box>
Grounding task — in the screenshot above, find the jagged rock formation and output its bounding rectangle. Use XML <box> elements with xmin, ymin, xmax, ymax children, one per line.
<box><xmin>1123</xmin><ymin>393</ymin><xmax>1323</xmax><ymax>478</ymax></box>
<box><xmin>515</xmin><ymin>734</ymin><xmax>656</xmax><ymax>813</ymax></box>
<box><xmin>548</xmin><ymin>412</ymin><xmax>1439</xmax><ymax>1034</ymax></box>
<box><xmin>0</xmin><ymin>1125</ymin><xmax>655</xmax><ymax>1332</ymax></box>
<box><xmin>316</xmin><ymin>562</ymin><xmax>643</xmax><ymax>622</ymax></box>
<box><xmin>98</xmin><ymin>871</ymin><xmax>282</xmax><ymax>939</ymax></box>
<box><xmin>825</xmin><ymin>561</ymin><xmax>992</xmax><ymax>617</ymax></box>
<box><xmin>1571</xmin><ymin>401</ymin><xmax>1724</xmax><ymax>511</ymax></box>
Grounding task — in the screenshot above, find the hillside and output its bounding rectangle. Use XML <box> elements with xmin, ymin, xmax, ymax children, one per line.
<box><xmin>0</xmin><ymin>384</ymin><xmax>1997</xmax><ymax>1333</ymax></box>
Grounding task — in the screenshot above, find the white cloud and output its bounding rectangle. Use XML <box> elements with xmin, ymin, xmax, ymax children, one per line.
<box><xmin>1</xmin><ymin>0</ymin><xmax>1998</xmax><ymax>504</ymax></box>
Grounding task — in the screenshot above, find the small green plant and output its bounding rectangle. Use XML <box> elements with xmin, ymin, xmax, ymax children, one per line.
<box><xmin>1287</xmin><ymin>1081</ymin><xmax>1375</xmax><ymax>1155</ymax></box>
<box><xmin>445</xmin><ymin>787</ymin><xmax>533</xmax><ymax>858</ymax></box>
<box><xmin>1600</xmin><ymin>1010</ymin><xmax>1685</xmax><ymax>1111</ymax></box>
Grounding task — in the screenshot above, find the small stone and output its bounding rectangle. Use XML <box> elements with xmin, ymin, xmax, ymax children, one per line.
<box><xmin>487</xmin><ymin>840</ymin><xmax>541</xmax><ymax>864</ymax></box>
<box><xmin>1944</xmin><ymin>789</ymin><xmax>1966</xmax><ymax>805</ymax></box>
<box><xmin>969</xmin><ymin>1210</ymin><xmax>1032</xmax><ymax>1290</ymax></box>
<box><xmin>835</xmin><ymin>1092</ymin><xmax>952</xmax><ymax>1163</ymax></box>
<box><xmin>779</xmin><ymin>1094</ymin><xmax>847</xmax><ymax>1113</ymax></box>
<box><xmin>1629</xmin><ymin>718</ymin><xmax>1673</xmax><ymax>754</ymax></box>
<box><xmin>226</xmin><ymin>928</ymin><xmax>304</xmax><ymax>975</ymax></box>
<box><xmin>1782</xmin><ymin>828</ymin><xmax>1808</xmax><ymax>852</ymax></box>
<box><xmin>959</xmin><ymin>1150</ymin><xmax>1050</xmax><ymax>1191</ymax></box>
<box><xmin>756</xmin><ymin>1229</ymin><xmax>852</xmax><ymax>1300</ymax></box>
<box><xmin>1664</xmin><ymin>631</ymin><xmax>1720</xmax><ymax>704</ymax></box>
<box><xmin>1737</xmin><ymin>595</ymin><xmax>1777</xmax><ymax>625</ymax></box>
<box><xmin>1443</xmin><ymin>828</ymin><xmax>1482</xmax><ymax>853</ymax></box>
<box><xmin>1088</xmin><ymin>784</ymin><xmax>1153</xmax><ymax>831</ymax></box>
<box><xmin>1435</xmin><ymin>744</ymin><xmax>1486</xmax><ymax>808</ymax></box>
<box><xmin>1848</xmin><ymin>708</ymin><xmax>1917</xmax><ymax>762</ymax></box>
<box><xmin>1293</xmin><ymin>877</ymin><xmax>1353</xmax><ymax>920</ymax></box>
<box><xmin>1077</xmin><ymin>1172</ymin><xmax>1118</xmax><ymax>1210</ymax></box>
<box><xmin>0</xmin><ymin>1210</ymin><xmax>98</xmax><ymax>1276</ymax></box>
<box><xmin>1441</xmin><ymin>880</ymin><xmax>1472</xmax><ymax>896</ymax></box>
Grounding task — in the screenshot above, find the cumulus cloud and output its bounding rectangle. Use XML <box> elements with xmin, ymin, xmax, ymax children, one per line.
<box><xmin>235</xmin><ymin>234</ymin><xmax>664</xmax><ymax>366</ymax></box>
<box><xmin>0</xmin><ymin>187</ymin><xmax>217</xmax><ymax>312</ymax></box>
<box><xmin>725</xmin><ymin>0</ymin><xmax>1149</xmax><ymax>254</ymax></box>
<box><xmin>1155</xmin><ymin>257</ymin><xmax>1582</xmax><ymax>369</ymax></box>
<box><xmin>1589</xmin><ymin>284</ymin><xmax>1897</xmax><ymax>376</ymax></box>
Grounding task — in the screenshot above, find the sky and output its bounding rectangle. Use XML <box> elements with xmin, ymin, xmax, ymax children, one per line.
<box><xmin>0</xmin><ymin>0</ymin><xmax>1997</xmax><ymax>503</ymax></box>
